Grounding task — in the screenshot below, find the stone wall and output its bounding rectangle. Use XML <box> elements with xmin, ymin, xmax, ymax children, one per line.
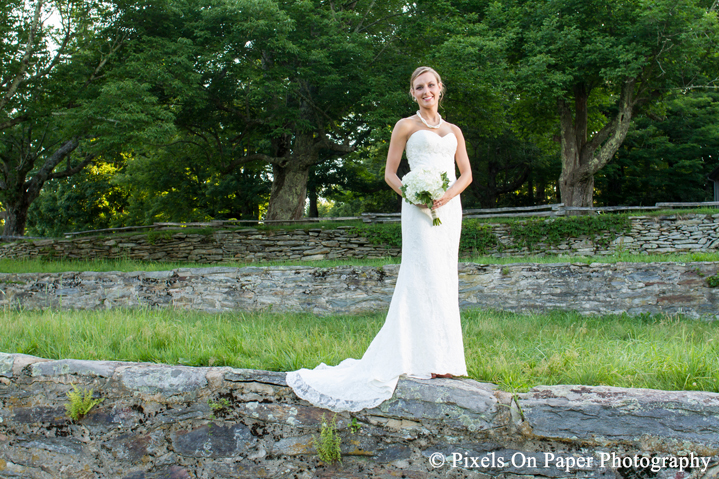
<box><xmin>1</xmin><ymin>353</ymin><xmax>717</xmax><ymax>478</ymax></box>
<box><xmin>0</xmin><ymin>226</ymin><xmax>399</xmax><ymax>263</ymax></box>
<box><xmin>489</xmin><ymin>213</ymin><xmax>719</xmax><ymax>256</ymax></box>
<box><xmin>2</xmin><ymin>262</ymin><xmax>718</xmax><ymax>318</ymax></box>
<box><xmin>1</xmin><ymin>214</ymin><xmax>718</xmax><ymax>263</ymax></box>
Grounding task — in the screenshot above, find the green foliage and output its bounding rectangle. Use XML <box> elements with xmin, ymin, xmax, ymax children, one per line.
<box><xmin>460</xmin><ymin>220</ymin><xmax>499</xmax><ymax>255</ymax></box>
<box><xmin>707</xmin><ymin>274</ymin><xmax>719</xmax><ymax>288</ymax></box>
<box><xmin>208</xmin><ymin>397</ymin><xmax>231</xmax><ymax>419</ymax></box>
<box><xmin>27</xmin><ymin>163</ymin><xmax>129</xmax><ymax>237</ymax></box>
<box><xmin>1</xmin><ymin>0</ymin><xmax>177</xmax><ymax>236</ymax></box>
<box><xmin>509</xmin><ymin>215</ymin><xmax>632</xmax><ymax>251</ymax></box>
<box><xmin>208</xmin><ymin>397</ymin><xmax>231</xmax><ymax>411</ymax></box>
<box><xmin>65</xmin><ymin>385</ymin><xmax>104</xmax><ymax>422</ymax></box>
<box><xmin>349</xmin><ymin>417</ymin><xmax>361</xmax><ymax>434</ymax></box>
<box><xmin>454</xmin><ymin>0</ymin><xmax>719</xmax><ymax>206</ymax></box>
<box><xmin>596</xmin><ymin>92</ymin><xmax>719</xmax><ymax>205</ymax></box>
<box><xmin>314</xmin><ymin>414</ymin><xmax>342</xmax><ymax>465</ymax></box>
<box><xmin>351</xmin><ymin>214</ymin><xmax>631</xmax><ymax>253</ymax></box>
<box><xmin>349</xmin><ymin>223</ymin><xmax>402</xmax><ymax>249</ymax></box>
<box><xmin>145</xmin><ymin>230</ymin><xmax>174</xmax><ymax>245</ymax></box>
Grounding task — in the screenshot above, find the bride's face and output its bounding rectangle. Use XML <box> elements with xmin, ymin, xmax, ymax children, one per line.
<box><xmin>412</xmin><ymin>72</ymin><xmax>442</xmax><ymax>108</ymax></box>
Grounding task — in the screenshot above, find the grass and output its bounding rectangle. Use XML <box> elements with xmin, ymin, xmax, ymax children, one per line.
<box><xmin>2</xmin><ymin>251</ymin><xmax>719</xmax><ymax>275</ymax></box>
<box><xmin>2</xmin><ymin>307</ymin><xmax>717</xmax><ymax>393</ymax></box>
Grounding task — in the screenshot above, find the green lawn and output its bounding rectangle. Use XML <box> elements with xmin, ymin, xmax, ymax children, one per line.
<box><xmin>2</xmin><ymin>251</ymin><xmax>718</xmax><ymax>274</ymax></box>
<box><xmin>2</xmin><ymin>307</ymin><xmax>717</xmax><ymax>393</ymax></box>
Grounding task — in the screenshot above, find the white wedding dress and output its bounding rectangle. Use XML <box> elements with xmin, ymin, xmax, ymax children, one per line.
<box><xmin>286</xmin><ymin>129</ymin><xmax>467</xmax><ymax>412</ymax></box>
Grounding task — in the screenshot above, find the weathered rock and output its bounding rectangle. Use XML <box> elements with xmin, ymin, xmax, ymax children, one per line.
<box><xmin>4</xmin><ymin>354</ymin><xmax>717</xmax><ymax>478</ymax></box>
<box><xmin>3</xmin><ymin>261</ymin><xmax>717</xmax><ymax>318</ymax></box>
<box><xmin>120</xmin><ymin>365</ymin><xmax>208</xmax><ymax>393</ymax></box>
<box><xmin>519</xmin><ymin>385</ymin><xmax>719</xmax><ymax>450</ymax></box>
<box><xmin>170</xmin><ymin>422</ymin><xmax>255</xmax><ymax>457</ymax></box>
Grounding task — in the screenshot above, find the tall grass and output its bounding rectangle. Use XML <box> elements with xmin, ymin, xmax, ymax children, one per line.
<box><xmin>2</xmin><ymin>251</ymin><xmax>718</xmax><ymax>275</ymax></box>
<box><xmin>2</xmin><ymin>307</ymin><xmax>717</xmax><ymax>393</ymax></box>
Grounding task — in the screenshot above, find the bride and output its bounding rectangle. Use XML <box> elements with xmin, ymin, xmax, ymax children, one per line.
<box><xmin>286</xmin><ymin>66</ymin><xmax>473</xmax><ymax>412</ymax></box>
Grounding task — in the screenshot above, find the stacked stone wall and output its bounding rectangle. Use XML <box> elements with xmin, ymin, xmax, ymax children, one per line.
<box><xmin>1</xmin><ymin>214</ymin><xmax>718</xmax><ymax>263</ymax></box>
<box><xmin>1</xmin><ymin>354</ymin><xmax>717</xmax><ymax>478</ymax></box>
<box><xmin>2</xmin><ymin>262</ymin><xmax>717</xmax><ymax>318</ymax></box>
<box><xmin>487</xmin><ymin>214</ymin><xmax>719</xmax><ymax>256</ymax></box>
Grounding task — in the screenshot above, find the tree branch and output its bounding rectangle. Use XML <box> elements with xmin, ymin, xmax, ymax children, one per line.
<box><xmin>24</xmin><ymin>137</ymin><xmax>80</xmax><ymax>201</ymax></box>
<box><xmin>585</xmin><ymin>78</ymin><xmax>636</xmax><ymax>175</ymax></box>
<box><xmin>0</xmin><ymin>0</ymin><xmax>44</xmax><ymax>112</ymax></box>
<box><xmin>317</xmin><ymin>137</ymin><xmax>354</xmax><ymax>154</ymax></box>
<box><xmin>79</xmin><ymin>31</ymin><xmax>128</xmax><ymax>93</ymax></box>
<box><xmin>357</xmin><ymin>12</ymin><xmax>406</xmax><ymax>33</ymax></box>
<box><xmin>0</xmin><ymin>113</ymin><xmax>30</xmax><ymax>132</ymax></box>
<box><xmin>354</xmin><ymin>0</ymin><xmax>376</xmax><ymax>33</ymax></box>
<box><xmin>48</xmin><ymin>154</ymin><xmax>96</xmax><ymax>180</ymax></box>
<box><xmin>222</xmin><ymin>153</ymin><xmax>276</xmax><ymax>174</ymax></box>
<box><xmin>22</xmin><ymin>15</ymin><xmax>73</xmax><ymax>87</ymax></box>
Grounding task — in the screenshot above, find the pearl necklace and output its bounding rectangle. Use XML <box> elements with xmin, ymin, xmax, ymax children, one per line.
<box><xmin>416</xmin><ymin>110</ymin><xmax>442</xmax><ymax>129</ymax></box>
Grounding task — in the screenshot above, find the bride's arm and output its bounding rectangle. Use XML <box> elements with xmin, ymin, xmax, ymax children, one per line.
<box><xmin>384</xmin><ymin>119</ymin><xmax>412</xmax><ymax>197</ymax></box>
<box><xmin>434</xmin><ymin>125</ymin><xmax>472</xmax><ymax>209</ymax></box>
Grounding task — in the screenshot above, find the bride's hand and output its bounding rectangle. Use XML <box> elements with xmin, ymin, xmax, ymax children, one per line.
<box><xmin>415</xmin><ymin>203</ymin><xmax>429</xmax><ymax>209</ymax></box>
<box><xmin>433</xmin><ymin>195</ymin><xmax>450</xmax><ymax>210</ymax></box>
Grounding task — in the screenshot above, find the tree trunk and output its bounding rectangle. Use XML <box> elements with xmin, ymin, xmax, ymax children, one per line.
<box><xmin>0</xmin><ymin>137</ymin><xmax>83</xmax><ymax>236</ymax></box>
<box><xmin>265</xmin><ymin>161</ymin><xmax>311</xmax><ymax>221</ymax></box>
<box><xmin>557</xmin><ymin>80</ymin><xmax>636</xmax><ymax>208</ymax></box>
<box><xmin>559</xmin><ymin>173</ymin><xmax>594</xmax><ymax>209</ymax></box>
<box><xmin>2</xmin><ymin>203</ymin><xmax>30</xmax><ymax>237</ymax></box>
<box><xmin>308</xmin><ymin>185</ymin><xmax>318</xmax><ymax>218</ymax></box>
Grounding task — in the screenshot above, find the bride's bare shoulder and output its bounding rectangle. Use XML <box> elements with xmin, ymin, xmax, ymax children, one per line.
<box><xmin>395</xmin><ymin>116</ymin><xmax>418</xmax><ymax>128</ymax></box>
<box><xmin>447</xmin><ymin>122</ymin><xmax>465</xmax><ymax>138</ymax></box>
<box><xmin>392</xmin><ymin>117</ymin><xmax>418</xmax><ymax>137</ymax></box>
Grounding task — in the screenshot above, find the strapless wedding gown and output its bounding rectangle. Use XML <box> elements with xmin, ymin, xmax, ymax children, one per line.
<box><xmin>286</xmin><ymin>130</ymin><xmax>467</xmax><ymax>412</ymax></box>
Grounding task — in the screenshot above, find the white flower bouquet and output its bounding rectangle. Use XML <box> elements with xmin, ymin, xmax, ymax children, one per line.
<box><xmin>401</xmin><ymin>168</ymin><xmax>450</xmax><ymax>226</ymax></box>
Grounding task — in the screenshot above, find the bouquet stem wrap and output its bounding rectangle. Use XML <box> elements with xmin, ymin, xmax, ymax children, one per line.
<box><xmin>400</xmin><ymin>168</ymin><xmax>450</xmax><ymax>226</ymax></box>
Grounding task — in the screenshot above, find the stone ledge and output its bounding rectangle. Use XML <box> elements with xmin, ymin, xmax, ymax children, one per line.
<box><xmin>1</xmin><ymin>354</ymin><xmax>718</xmax><ymax>478</ymax></box>
<box><xmin>2</xmin><ymin>261</ymin><xmax>718</xmax><ymax>319</ymax></box>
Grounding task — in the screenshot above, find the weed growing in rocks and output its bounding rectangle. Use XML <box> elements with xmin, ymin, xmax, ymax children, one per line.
<box><xmin>314</xmin><ymin>414</ymin><xmax>341</xmax><ymax>464</ymax></box>
<box><xmin>349</xmin><ymin>417</ymin><xmax>361</xmax><ymax>434</ymax></box>
<box><xmin>65</xmin><ymin>385</ymin><xmax>103</xmax><ymax>421</ymax></box>
<box><xmin>208</xmin><ymin>397</ymin><xmax>231</xmax><ymax>419</ymax></box>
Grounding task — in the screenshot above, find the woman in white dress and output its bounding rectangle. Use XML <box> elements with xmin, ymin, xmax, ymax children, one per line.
<box><xmin>286</xmin><ymin>66</ymin><xmax>473</xmax><ymax>412</ymax></box>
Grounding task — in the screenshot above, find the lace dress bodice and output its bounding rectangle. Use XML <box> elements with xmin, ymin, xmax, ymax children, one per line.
<box><xmin>405</xmin><ymin>130</ymin><xmax>458</xmax><ymax>182</ymax></box>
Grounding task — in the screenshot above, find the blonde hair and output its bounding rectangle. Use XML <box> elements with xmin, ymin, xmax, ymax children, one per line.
<box><xmin>409</xmin><ymin>66</ymin><xmax>445</xmax><ymax>103</ymax></box>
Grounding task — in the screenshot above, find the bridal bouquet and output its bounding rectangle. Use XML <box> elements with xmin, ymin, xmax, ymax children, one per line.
<box><xmin>401</xmin><ymin>168</ymin><xmax>450</xmax><ymax>226</ymax></box>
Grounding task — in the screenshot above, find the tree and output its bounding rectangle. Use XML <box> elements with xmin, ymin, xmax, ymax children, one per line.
<box><xmin>128</xmin><ymin>0</ymin><xmax>411</xmax><ymax>222</ymax></box>
<box><xmin>0</xmin><ymin>0</ymin><xmax>173</xmax><ymax>236</ymax></box>
<box><xmin>470</xmin><ymin>0</ymin><xmax>719</xmax><ymax>207</ymax></box>
<box><xmin>113</xmin><ymin>143</ymin><xmax>271</xmax><ymax>225</ymax></box>
<box><xmin>595</xmin><ymin>91</ymin><xmax>719</xmax><ymax>205</ymax></box>
<box><xmin>26</xmin><ymin>161</ymin><xmax>127</xmax><ymax>236</ymax></box>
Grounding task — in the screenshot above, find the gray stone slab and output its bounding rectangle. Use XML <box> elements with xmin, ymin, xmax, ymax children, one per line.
<box><xmin>12</xmin><ymin>406</ymin><xmax>67</xmax><ymax>425</ymax></box>
<box><xmin>519</xmin><ymin>385</ymin><xmax>719</xmax><ymax>448</ymax></box>
<box><xmin>224</xmin><ymin>368</ymin><xmax>288</xmax><ymax>386</ymax></box>
<box><xmin>31</xmin><ymin>359</ymin><xmax>131</xmax><ymax>378</ymax></box>
<box><xmin>18</xmin><ymin>437</ymin><xmax>85</xmax><ymax>455</ymax></box>
<box><xmin>373</xmin><ymin>377</ymin><xmax>499</xmax><ymax>431</ymax></box>
<box><xmin>120</xmin><ymin>365</ymin><xmax>207</xmax><ymax>393</ymax></box>
<box><xmin>170</xmin><ymin>422</ymin><xmax>255</xmax><ymax>457</ymax></box>
<box><xmin>0</xmin><ymin>353</ymin><xmax>13</xmax><ymax>378</ymax></box>
<box><xmin>122</xmin><ymin>466</ymin><xmax>192</xmax><ymax>479</ymax></box>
